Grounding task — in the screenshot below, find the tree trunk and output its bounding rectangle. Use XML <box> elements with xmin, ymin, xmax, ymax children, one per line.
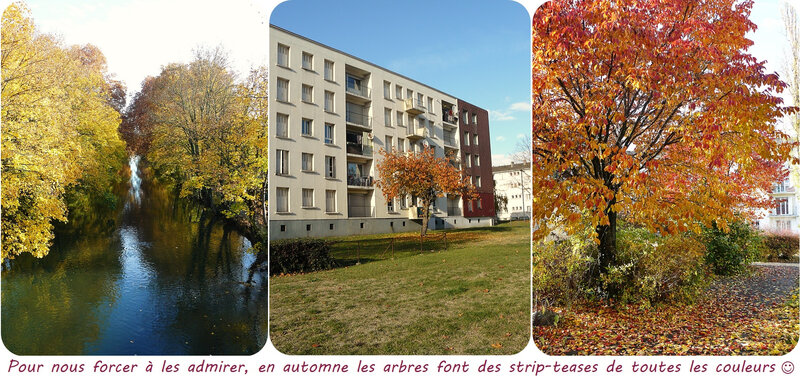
<box><xmin>596</xmin><ymin>208</ymin><xmax>617</xmax><ymax>296</ymax></box>
<box><xmin>420</xmin><ymin>199</ymin><xmax>430</xmax><ymax>237</ymax></box>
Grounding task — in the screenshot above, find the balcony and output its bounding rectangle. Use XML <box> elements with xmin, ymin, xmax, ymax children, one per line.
<box><xmin>346</xmin><ymin>142</ymin><xmax>373</xmax><ymax>158</ymax></box>
<box><xmin>346</xmin><ymin>110</ymin><xmax>372</xmax><ymax>130</ymax></box>
<box><xmin>447</xmin><ymin>207</ymin><xmax>462</xmax><ymax>216</ymax></box>
<box><xmin>345</xmin><ymin>80</ymin><xmax>370</xmax><ymax>99</ymax></box>
<box><xmin>443</xmin><ymin>136</ymin><xmax>458</xmax><ymax>150</ymax></box>
<box><xmin>404</xmin><ymin>98</ymin><xmax>425</xmax><ymax>115</ymax></box>
<box><xmin>406</xmin><ymin>127</ymin><xmax>428</xmax><ymax>141</ymax></box>
<box><xmin>442</xmin><ymin>114</ymin><xmax>458</xmax><ymax>130</ymax></box>
<box><xmin>347</xmin><ymin>175</ymin><xmax>374</xmax><ymax>189</ymax></box>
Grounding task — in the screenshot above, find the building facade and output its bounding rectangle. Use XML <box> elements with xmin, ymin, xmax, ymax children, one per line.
<box><xmin>759</xmin><ymin>175</ymin><xmax>799</xmax><ymax>234</ymax></box>
<box><xmin>270</xmin><ymin>25</ymin><xmax>495</xmax><ymax>240</ymax></box>
<box><xmin>492</xmin><ymin>162</ymin><xmax>531</xmax><ymax>220</ymax></box>
<box><xmin>458</xmin><ymin>100</ymin><xmax>495</xmax><ymax>220</ymax></box>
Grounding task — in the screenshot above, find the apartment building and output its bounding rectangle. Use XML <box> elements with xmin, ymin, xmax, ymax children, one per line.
<box><xmin>759</xmin><ymin>175</ymin><xmax>799</xmax><ymax>234</ymax></box>
<box><xmin>458</xmin><ymin>100</ymin><xmax>495</xmax><ymax>223</ymax></box>
<box><xmin>492</xmin><ymin>162</ymin><xmax>532</xmax><ymax>220</ymax></box>
<box><xmin>270</xmin><ymin>25</ymin><xmax>495</xmax><ymax>240</ymax></box>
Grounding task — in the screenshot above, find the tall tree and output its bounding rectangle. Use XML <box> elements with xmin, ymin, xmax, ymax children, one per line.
<box><xmin>375</xmin><ymin>147</ymin><xmax>476</xmax><ymax>236</ymax></box>
<box><xmin>124</xmin><ymin>48</ymin><xmax>268</xmax><ymax>243</ymax></box>
<box><xmin>1</xmin><ymin>3</ymin><xmax>125</xmax><ymax>260</ymax></box>
<box><xmin>531</xmin><ymin>0</ymin><xmax>796</xmax><ymax>277</ymax></box>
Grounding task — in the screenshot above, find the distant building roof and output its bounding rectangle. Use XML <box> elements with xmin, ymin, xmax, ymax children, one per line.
<box><xmin>492</xmin><ymin>162</ymin><xmax>530</xmax><ymax>173</ymax></box>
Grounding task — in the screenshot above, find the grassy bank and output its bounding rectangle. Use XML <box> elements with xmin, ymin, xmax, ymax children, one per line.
<box><xmin>269</xmin><ymin>221</ymin><xmax>531</xmax><ymax>354</ymax></box>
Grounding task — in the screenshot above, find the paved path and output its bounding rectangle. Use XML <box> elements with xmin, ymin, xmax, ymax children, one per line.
<box><xmin>707</xmin><ymin>264</ymin><xmax>799</xmax><ymax>311</ymax></box>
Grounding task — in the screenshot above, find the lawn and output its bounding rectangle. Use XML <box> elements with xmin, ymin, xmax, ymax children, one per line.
<box><xmin>533</xmin><ymin>264</ymin><xmax>799</xmax><ymax>355</ymax></box>
<box><xmin>269</xmin><ymin>221</ymin><xmax>531</xmax><ymax>355</ymax></box>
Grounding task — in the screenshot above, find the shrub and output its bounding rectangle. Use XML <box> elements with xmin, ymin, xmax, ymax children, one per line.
<box><xmin>270</xmin><ymin>238</ymin><xmax>337</xmax><ymax>275</ymax></box>
<box><xmin>762</xmin><ymin>232</ymin><xmax>799</xmax><ymax>262</ymax></box>
<box><xmin>602</xmin><ymin>225</ymin><xmax>710</xmax><ymax>305</ymax></box>
<box><xmin>533</xmin><ymin>224</ymin><xmax>595</xmax><ymax>310</ymax></box>
<box><xmin>702</xmin><ymin>220</ymin><xmax>763</xmax><ymax>275</ymax></box>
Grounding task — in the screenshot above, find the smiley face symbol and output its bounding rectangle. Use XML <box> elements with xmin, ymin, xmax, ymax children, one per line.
<box><xmin>782</xmin><ymin>361</ymin><xmax>795</xmax><ymax>374</ymax></box>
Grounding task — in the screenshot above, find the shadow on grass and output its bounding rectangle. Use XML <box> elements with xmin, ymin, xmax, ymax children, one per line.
<box><xmin>327</xmin><ymin>221</ymin><xmax>528</xmax><ymax>268</ymax></box>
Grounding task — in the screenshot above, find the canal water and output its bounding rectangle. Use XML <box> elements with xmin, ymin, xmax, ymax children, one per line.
<box><xmin>1</xmin><ymin>156</ymin><xmax>267</xmax><ymax>355</ymax></box>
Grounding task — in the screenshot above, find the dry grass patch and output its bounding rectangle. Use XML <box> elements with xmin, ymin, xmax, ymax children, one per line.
<box><xmin>270</xmin><ymin>221</ymin><xmax>531</xmax><ymax>354</ymax></box>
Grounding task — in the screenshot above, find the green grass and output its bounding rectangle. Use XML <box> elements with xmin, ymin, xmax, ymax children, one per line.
<box><xmin>269</xmin><ymin>221</ymin><xmax>531</xmax><ymax>355</ymax></box>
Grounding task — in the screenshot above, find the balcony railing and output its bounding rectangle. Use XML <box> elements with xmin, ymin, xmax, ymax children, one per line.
<box><xmin>444</xmin><ymin>137</ymin><xmax>458</xmax><ymax>148</ymax></box>
<box><xmin>345</xmin><ymin>79</ymin><xmax>370</xmax><ymax>98</ymax></box>
<box><xmin>346</xmin><ymin>111</ymin><xmax>372</xmax><ymax>128</ymax></box>
<box><xmin>347</xmin><ymin>175</ymin><xmax>374</xmax><ymax>187</ymax></box>
<box><xmin>404</xmin><ymin>98</ymin><xmax>425</xmax><ymax>114</ymax></box>
<box><xmin>447</xmin><ymin>207</ymin><xmax>461</xmax><ymax>216</ymax></box>
<box><xmin>442</xmin><ymin>113</ymin><xmax>458</xmax><ymax>125</ymax></box>
<box><xmin>346</xmin><ymin>142</ymin><xmax>373</xmax><ymax>157</ymax></box>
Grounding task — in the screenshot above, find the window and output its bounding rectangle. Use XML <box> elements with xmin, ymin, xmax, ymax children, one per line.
<box><xmin>326</xmin><ymin>190</ymin><xmax>336</xmax><ymax>212</ymax></box>
<box><xmin>277</xmin><ymin>78</ymin><xmax>289</xmax><ymax>102</ymax></box>
<box><xmin>775</xmin><ymin>180</ymin><xmax>787</xmax><ymax>193</ymax></box>
<box><xmin>384</xmin><ymin>108</ymin><xmax>392</xmax><ymax>127</ymax></box>
<box><xmin>384</xmin><ymin>81</ymin><xmax>391</xmax><ymax>99</ymax></box>
<box><xmin>427</xmin><ymin>97</ymin><xmax>434</xmax><ymax>113</ymax></box>
<box><xmin>324</xmin><ymin>60</ymin><xmax>334</xmax><ymax>81</ymax></box>
<box><xmin>473</xmin><ymin>134</ymin><xmax>479</xmax><ymax>145</ymax></box>
<box><xmin>324</xmin><ymin>123</ymin><xmax>334</xmax><ymax>144</ymax></box>
<box><xmin>302</xmin><ymin>84</ymin><xmax>313</xmax><ymax>103</ymax></box>
<box><xmin>324</xmin><ymin>91</ymin><xmax>334</xmax><ymax>112</ymax></box>
<box><xmin>385</xmin><ymin>136</ymin><xmax>393</xmax><ymax>152</ymax></box>
<box><xmin>467</xmin><ymin>200</ymin><xmax>473</xmax><ymax>212</ymax></box>
<box><xmin>406</xmin><ymin>89</ymin><xmax>413</xmax><ymax>101</ymax></box>
<box><xmin>417</xmin><ymin>93</ymin><xmax>423</xmax><ymax>106</ymax></box>
<box><xmin>472</xmin><ymin>113</ymin><xmax>477</xmax><ymax>124</ymax></box>
<box><xmin>277</xmin><ymin>44</ymin><xmax>289</xmax><ymax>67</ymax></box>
<box><xmin>302</xmin><ymin>52</ymin><xmax>313</xmax><ymax>70</ymax></box>
<box><xmin>276</xmin><ymin>113</ymin><xmax>289</xmax><ymax>138</ymax></box>
<box><xmin>407</xmin><ymin>114</ymin><xmax>415</xmax><ymax>129</ymax></box>
<box><xmin>475</xmin><ymin>176</ymin><xmax>481</xmax><ymax>188</ymax></box>
<box><xmin>477</xmin><ymin>198</ymin><xmax>482</xmax><ymax>210</ymax></box>
<box><xmin>464</xmin><ymin>131</ymin><xmax>470</xmax><ymax>145</ymax></box>
<box><xmin>465</xmin><ymin>153</ymin><xmax>471</xmax><ymax>167</ymax></box>
<box><xmin>462</xmin><ymin>110</ymin><xmax>469</xmax><ymax>124</ymax></box>
<box><xmin>776</xmin><ymin>198</ymin><xmax>789</xmax><ymax>215</ymax></box>
<box><xmin>396</xmin><ymin>111</ymin><xmax>404</xmax><ymax>126</ymax></box>
<box><xmin>474</xmin><ymin>155</ymin><xmax>480</xmax><ymax>167</ymax></box>
<box><xmin>302</xmin><ymin>188</ymin><xmax>314</xmax><ymax>207</ymax></box>
<box><xmin>301</xmin><ymin>118</ymin><xmax>312</xmax><ymax>136</ymax></box>
<box><xmin>276</xmin><ymin>187</ymin><xmax>289</xmax><ymax>212</ymax></box>
<box><xmin>397</xmin><ymin>138</ymin><xmax>405</xmax><ymax>153</ymax></box>
<box><xmin>301</xmin><ymin>152</ymin><xmax>313</xmax><ymax>171</ymax></box>
<box><xmin>276</xmin><ymin>149</ymin><xmax>289</xmax><ymax>175</ymax></box>
<box><xmin>395</xmin><ymin>85</ymin><xmax>402</xmax><ymax>99</ymax></box>
<box><xmin>387</xmin><ymin>198</ymin><xmax>395</xmax><ymax>212</ymax></box>
<box><xmin>325</xmin><ymin>156</ymin><xmax>336</xmax><ymax>178</ymax></box>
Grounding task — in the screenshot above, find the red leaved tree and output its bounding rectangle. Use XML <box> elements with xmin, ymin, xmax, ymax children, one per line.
<box><xmin>531</xmin><ymin>0</ymin><xmax>797</xmax><ymax>276</ymax></box>
<box><xmin>375</xmin><ymin>146</ymin><xmax>476</xmax><ymax>236</ymax></box>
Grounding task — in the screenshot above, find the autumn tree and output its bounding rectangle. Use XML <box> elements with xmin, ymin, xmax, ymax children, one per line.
<box><xmin>531</xmin><ymin>0</ymin><xmax>796</xmax><ymax>277</ymax></box>
<box><xmin>1</xmin><ymin>2</ymin><xmax>125</xmax><ymax>260</ymax></box>
<box><xmin>375</xmin><ymin>146</ymin><xmax>476</xmax><ymax>236</ymax></box>
<box><xmin>124</xmin><ymin>48</ymin><xmax>268</xmax><ymax>243</ymax></box>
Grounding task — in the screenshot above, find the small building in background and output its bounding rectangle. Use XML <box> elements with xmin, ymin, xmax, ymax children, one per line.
<box><xmin>492</xmin><ymin>162</ymin><xmax>531</xmax><ymax>221</ymax></box>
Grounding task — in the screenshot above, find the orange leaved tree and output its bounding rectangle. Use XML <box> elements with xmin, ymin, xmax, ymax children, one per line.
<box><xmin>532</xmin><ymin>0</ymin><xmax>797</xmax><ymax>277</ymax></box>
<box><xmin>375</xmin><ymin>146</ymin><xmax>475</xmax><ymax>236</ymax></box>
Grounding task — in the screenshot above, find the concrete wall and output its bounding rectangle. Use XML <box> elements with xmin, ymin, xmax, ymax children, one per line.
<box><xmin>270</xmin><ymin>215</ymin><xmax>494</xmax><ymax>240</ymax></box>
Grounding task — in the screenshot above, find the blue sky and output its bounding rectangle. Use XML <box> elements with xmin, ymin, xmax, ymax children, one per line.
<box><xmin>270</xmin><ymin>0</ymin><xmax>533</xmax><ymax>164</ymax></box>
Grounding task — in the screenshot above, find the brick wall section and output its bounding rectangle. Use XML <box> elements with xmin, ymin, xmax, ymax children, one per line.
<box><xmin>457</xmin><ymin>99</ymin><xmax>495</xmax><ymax>218</ymax></box>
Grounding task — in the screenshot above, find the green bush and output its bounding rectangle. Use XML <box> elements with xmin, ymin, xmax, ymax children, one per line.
<box><xmin>602</xmin><ymin>225</ymin><xmax>710</xmax><ymax>305</ymax></box>
<box><xmin>702</xmin><ymin>221</ymin><xmax>763</xmax><ymax>275</ymax></box>
<box><xmin>761</xmin><ymin>232</ymin><xmax>799</xmax><ymax>262</ymax></box>
<box><xmin>270</xmin><ymin>238</ymin><xmax>337</xmax><ymax>275</ymax></box>
<box><xmin>533</xmin><ymin>225</ymin><xmax>595</xmax><ymax>310</ymax></box>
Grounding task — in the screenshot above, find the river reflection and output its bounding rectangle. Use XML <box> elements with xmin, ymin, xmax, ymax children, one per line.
<box><xmin>1</xmin><ymin>156</ymin><xmax>267</xmax><ymax>355</ymax></box>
